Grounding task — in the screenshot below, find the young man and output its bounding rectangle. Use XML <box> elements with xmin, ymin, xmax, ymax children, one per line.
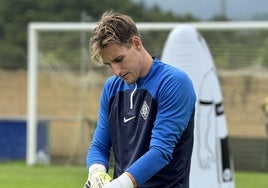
<box><xmin>84</xmin><ymin>11</ymin><xmax>196</xmax><ymax>188</ymax></box>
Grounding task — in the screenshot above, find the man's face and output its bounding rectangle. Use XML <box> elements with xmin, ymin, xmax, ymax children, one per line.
<box><xmin>101</xmin><ymin>38</ymin><xmax>144</xmax><ymax>84</ymax></box>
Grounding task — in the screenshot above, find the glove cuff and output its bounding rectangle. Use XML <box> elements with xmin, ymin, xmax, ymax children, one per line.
<box><xmin>88</xmin><ymin>164</ymin><xmax>107</xmax><ymax>174</ymax></box>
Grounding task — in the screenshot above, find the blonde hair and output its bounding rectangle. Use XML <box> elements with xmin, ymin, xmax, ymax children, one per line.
<box><xmin>89</xmin><ymin>10</ymin><xmax>140</xmax><ymax>65</ymax></box>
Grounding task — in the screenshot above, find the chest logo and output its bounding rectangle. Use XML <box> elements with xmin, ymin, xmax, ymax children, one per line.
<box><xmin>140</xmin><ymin>101</ymin><xmax>150</xmax><ymax>121</ymax></box>
<box><xmin>123</xmin><ymin>116</ymin><xmax>136</xmax><ymax>123</ymax></box>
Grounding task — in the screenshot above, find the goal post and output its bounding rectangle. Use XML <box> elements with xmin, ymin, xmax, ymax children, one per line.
<box><xmin>27</xmin><ymin>21</ymin><xmax>268</xmax><ymax>166</ymax></box>
<box><xmin>27</xmin><ymin>23</ymin><xmax>95</xmax><ymax>166</ymax></box>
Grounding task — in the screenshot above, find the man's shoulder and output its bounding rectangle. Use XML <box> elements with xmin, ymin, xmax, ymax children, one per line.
<box><xmin>154</xmin><ymin>58</ymin><xmax>188</xmax><ymax>77</ymax></box>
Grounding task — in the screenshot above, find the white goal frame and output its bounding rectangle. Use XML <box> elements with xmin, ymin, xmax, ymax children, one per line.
<box><xmin>27</xmin><ymin>21</ymin><xmax>268</xmax><ymax>166</ymax></box>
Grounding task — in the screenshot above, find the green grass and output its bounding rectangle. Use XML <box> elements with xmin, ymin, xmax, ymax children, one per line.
<box><xmin>1</xmin><ymin>161</ymin><xmax>268</xmax><ymax>188</ymax></box>
<box><xmin>235</xmin><ymin>171</ymin><xmax>268</xmax><ymax>188</ymax></box>
<box><xmin>0</xmin><ymin>161</ymin><xmax>87</xmax><ymax>188</ymax></box>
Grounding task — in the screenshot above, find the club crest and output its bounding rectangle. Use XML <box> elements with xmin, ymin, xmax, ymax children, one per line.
<box><xmin>140</xmin><ymin>101</ymin><xmax>150</xmax><ymax>121</ymax></box>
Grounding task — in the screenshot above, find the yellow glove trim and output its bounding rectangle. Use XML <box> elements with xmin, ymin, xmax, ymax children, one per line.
<box><xmin>89</xmin><ymin>170</ymin><xmax>112</xmax><ymax>188</ymax></box>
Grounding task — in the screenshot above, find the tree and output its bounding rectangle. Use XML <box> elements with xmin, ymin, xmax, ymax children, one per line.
<box><xmin>0</xmin><ymin>0</ymin><xmax>191</xmax><ymax>69</ymax></box>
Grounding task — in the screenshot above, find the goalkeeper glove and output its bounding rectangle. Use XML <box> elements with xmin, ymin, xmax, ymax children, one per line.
<box><xmin>83</xmin><ymin>169</ymin><xmax>112</xmax><ymax>188</ymax></box>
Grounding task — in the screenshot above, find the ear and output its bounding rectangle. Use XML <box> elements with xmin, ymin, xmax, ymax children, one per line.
<box><xmin>131</xmin><ymin>36</ymin><xmax>142</xmax><ymax>49</ymax></box>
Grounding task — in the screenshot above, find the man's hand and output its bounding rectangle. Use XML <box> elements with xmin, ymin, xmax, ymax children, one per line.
<box><xmin>83</xmin><ymin>170</ymin><xmax>112</xmax><ymax>188</ymax></box>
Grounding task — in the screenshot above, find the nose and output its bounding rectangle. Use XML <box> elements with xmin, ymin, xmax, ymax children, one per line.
<box><xmin>110</xmin><ymin>63</ymin><xmax>121</xmax><ymax>76</ymax></box>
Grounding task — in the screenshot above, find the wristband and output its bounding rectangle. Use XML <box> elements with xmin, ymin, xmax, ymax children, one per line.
<box><xmin>116</xmin><ymin>173</ymin><xmax>134</xmax><ymax>188</ymax></box>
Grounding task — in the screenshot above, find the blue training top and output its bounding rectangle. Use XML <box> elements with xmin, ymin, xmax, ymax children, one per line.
<box><xmin>86</xmin><ymin>58</ymin><xmax>196</xmax><ymax>188</ymax></box>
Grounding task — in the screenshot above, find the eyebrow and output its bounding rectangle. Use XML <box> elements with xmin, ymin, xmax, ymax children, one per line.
<box><xmin>103</xmin><ymin>55</ymin><xmax>124</xmax><ymax>65</ymax></box>
<box><xmin>103</xmin><ymin>62</ymin><xmax>110</xmax><ymax>66</ymax></box>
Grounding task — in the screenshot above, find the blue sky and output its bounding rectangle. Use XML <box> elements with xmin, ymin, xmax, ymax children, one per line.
<box><xmin>132</xmin><ymin>0</ymin><xmax>268</xmax><ymax>20</ymax></box>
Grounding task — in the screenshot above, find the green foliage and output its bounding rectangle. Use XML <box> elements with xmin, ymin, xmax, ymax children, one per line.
<box><xmin>0</xmin><ymin>0</ymin><xmax>190</xmax><ymax>69</ymax></box>
<box><xmin>257</xmin><ymin>33</ymin><xmax>268</xmax><ymax>68</ymax></box>
<box><xmin>211</xmin><ymin>14</ymin><xmax>230</xmax><ymax>21</ymax></box>
<box><xmin>1</xmin><ymin>0</ymin><xmax>267</xmax><ymax>70</ymax></box>
<box><xmin>201</xmin><ymin>30</ymin><xmax>268</xmax><ymax>69</ymax></box>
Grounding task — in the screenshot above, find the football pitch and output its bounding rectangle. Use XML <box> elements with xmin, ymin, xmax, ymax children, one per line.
<box><xmin>1</xmin><ymin>161</ymin><xmax>268</xmax><ymax>188</ymax></box>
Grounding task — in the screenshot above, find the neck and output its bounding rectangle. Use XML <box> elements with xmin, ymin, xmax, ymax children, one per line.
<box><xmin>140</xmin><ymin>50</ymin><xmax>153</xmax><ymax>77</ymax></box>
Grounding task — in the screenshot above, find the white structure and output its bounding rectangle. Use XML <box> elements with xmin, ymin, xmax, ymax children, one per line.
<box><xmin>162</xmin><ymin>24</ymin><xmax>235</xmax><ymax>188</ymax></box>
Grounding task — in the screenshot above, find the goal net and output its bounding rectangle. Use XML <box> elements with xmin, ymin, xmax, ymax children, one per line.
<box><xmin>27</xmin><ymin>21</ymin><xmax>268</xmax><ymax>169</ymax></box>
